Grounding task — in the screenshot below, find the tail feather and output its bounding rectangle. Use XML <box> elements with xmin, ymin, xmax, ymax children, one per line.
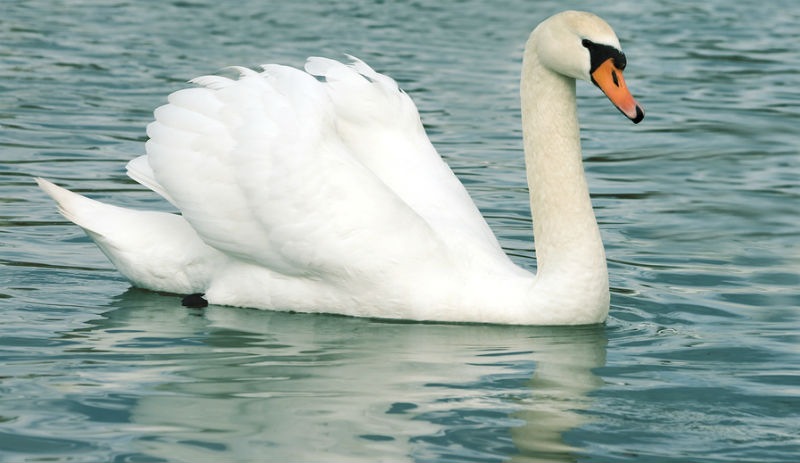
<box><xmin>36</xmin><ymin>177</ymin><xmax>117</xmax><ymax>234</ymax></box>
<box><xmin>36</xmin><ymin>178</ymin><xmax>223</xmax><ymax>294</ymax></box>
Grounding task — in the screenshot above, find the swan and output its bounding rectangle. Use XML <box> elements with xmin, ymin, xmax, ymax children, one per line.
<box><xmin>37</xmin><ymin>10</ymin><xmax>643</xmax><ymax>325</ymax></box>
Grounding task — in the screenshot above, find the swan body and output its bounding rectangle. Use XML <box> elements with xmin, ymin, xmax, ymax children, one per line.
<box><xmin>38</xmin><ymin>11</ymin><xmax>643</xmax><ymax>325</ymax></box>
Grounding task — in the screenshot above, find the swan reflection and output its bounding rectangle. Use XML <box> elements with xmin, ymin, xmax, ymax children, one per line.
<box><xmin>64</xmin><ymin>290</ymin><xmax>606</xmax><ymax>461</ymax></box>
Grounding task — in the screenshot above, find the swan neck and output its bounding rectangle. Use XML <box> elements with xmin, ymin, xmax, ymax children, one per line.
<box><xmin>520</xmin><ymin>42</ymin><xmax>608</xmax><ymax>312</ymax></box>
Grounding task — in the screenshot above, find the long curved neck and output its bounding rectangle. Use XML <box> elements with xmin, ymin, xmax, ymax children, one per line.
<box><xmin>519</xmin><ymin>41</ymin><xmax>609</xmax><ymax>316</ymax></box>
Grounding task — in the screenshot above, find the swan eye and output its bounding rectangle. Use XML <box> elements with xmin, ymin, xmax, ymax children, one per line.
<box><xmin>615</xmin><ymin>55</ymin><xmax>627</xmax><ymax>71</ymax></box>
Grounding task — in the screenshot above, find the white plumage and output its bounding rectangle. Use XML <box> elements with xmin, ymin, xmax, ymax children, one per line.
<box><xmin>38</xmin><ymin>11</ymin><xmax>643</xmax><ymax>324</ymax></box>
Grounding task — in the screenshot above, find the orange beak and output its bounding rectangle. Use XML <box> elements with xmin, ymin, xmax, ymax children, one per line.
<box><xmin>591</xmin><ymin>58</ymin><xmax>644</xmax><ymax>124</ymax></box>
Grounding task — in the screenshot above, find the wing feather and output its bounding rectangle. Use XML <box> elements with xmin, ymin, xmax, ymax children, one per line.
<box><xmin>144</xmin><ymin>61</ymin><xmax>444</xmax><ymax>281</ymax></box>
<box><xmin>306</xmin><ymin>56</ymin><xmax>504</xmax><ymax>257</ymax></box>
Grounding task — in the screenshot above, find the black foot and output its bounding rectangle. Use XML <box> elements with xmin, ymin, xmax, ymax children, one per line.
<box><xmin>182</xmin><ymin>293</ymin><xmax>208</xmax><ymax>308</ymax></box>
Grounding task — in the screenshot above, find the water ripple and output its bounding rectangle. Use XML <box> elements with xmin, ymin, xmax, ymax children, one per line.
<box><xmin>2</xmin><ymin>0</ymin><xmax>799</xmax><ymax>461</ymax></box>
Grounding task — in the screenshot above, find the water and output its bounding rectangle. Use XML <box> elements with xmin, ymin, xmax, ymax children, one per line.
<box><xmin>2</xmin><ymin>0</ymin><xmax>799</xmax><ymax>461</ymax></box>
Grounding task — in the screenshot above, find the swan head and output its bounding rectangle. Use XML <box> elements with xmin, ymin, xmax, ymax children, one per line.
<box><xmin>530</xmin><ymin>10</ymin><xmax>644</xmax><ymax>123</ymax></box>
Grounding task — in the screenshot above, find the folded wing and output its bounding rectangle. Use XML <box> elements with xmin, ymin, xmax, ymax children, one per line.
<box><xmin>136</xmin><ymin>57</ymin><xmax>504</xmax><ymax>283</ymax></box>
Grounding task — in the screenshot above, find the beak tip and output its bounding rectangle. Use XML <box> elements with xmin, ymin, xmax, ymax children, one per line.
<box><xmin>630</xmin><ymin>105</ymin><xmax>644</xmax><ymax>124</ymax></box>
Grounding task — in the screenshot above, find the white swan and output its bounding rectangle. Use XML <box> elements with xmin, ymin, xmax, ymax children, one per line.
<box><xmin>38</xmin><ymin>11</ymin><xmax>643</xmax><ymax>325</ymax></box>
